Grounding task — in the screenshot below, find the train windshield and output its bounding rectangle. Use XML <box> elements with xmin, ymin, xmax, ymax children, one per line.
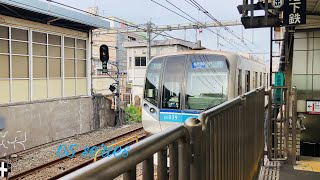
<box><xmin>186</xmin><ymin>54</ymin><xmax>229</xmax><ymax>110</ymax></box>
<box><xmin>144</xmin><ymin>57</ymin><xmax>163</xmax><ymax>106</ymax></box>
<box><xmin>161</xmin><ymin>55</ymin><xmax>186</xmax><ymax>109</ymax></box>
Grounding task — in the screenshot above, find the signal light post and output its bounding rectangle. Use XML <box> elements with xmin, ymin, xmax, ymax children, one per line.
<box><xmin>100</xmin><ymin>44</ymin><xmax>120</xmax><ymax>126</ymax></box>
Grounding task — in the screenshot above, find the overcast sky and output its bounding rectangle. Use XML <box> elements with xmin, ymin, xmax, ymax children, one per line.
<box><xmin>56</xmin><ymin>0</ymin><xmax>272</xmax><ymax>61</ymax></box>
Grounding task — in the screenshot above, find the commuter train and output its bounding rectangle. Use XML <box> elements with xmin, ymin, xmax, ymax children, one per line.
<box><xmin>142</xmin><ymin>50</ymin><xmax>268</xmax><ymax>135</ymax></box>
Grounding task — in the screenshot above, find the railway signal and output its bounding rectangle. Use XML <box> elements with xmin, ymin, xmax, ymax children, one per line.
<box><xmin>100</xmin><ymin>44</ymin><xmax>109</xmax><ymax>74</ymax></box>
<box><xmin>100</xmin><ymin>44</ymin><xmax>109</xmax><ymax>63</ymax></box>
<box><xmin>99</xmin><ymin>44</ymin><xmax>121</xmax><ymax>126</ymax></box>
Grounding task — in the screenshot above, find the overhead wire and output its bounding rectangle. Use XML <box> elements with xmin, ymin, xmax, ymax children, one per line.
<box><xmin>184</xmin><ymin>0</ymin><xmax>255</xmax><ymax>50</ymax></box>
<box><xmin>150</xmin><ymin>0</ymin><xmax>197</xmax><ymax>24</ymax></box>
<box><xmin>154</xmin><ymin>0</ymin><xmax>244</xmax><ymax>52</ymax></box>
<box><xmin>188</xmin><ymin>0</ymin><xmax>254</xmax><ymax>46</ymax></box>
<box><xmin>47</xmin><ymin>0</ymin><xmax>193</xmax><ymax>48</ymax></box>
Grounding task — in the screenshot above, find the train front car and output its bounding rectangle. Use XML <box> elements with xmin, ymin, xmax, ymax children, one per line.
<box><xmin>142</xmin><ymin>52</ymin><xmax>230</xmax><ymax>135</ymax></box>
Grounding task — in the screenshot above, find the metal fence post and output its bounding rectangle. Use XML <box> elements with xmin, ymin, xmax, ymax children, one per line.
<box><xmin>291</xmin><ymin>87</ymin><xmax>297</xmax><ymax>165</ymax></box>
<box><xmin>143</xmin><ymin>156</ymin><xmax>154</xmax><ymax>180</ymax></box>
<box><xmin>123</xmin><ymin>167</ymin><xmax>136</xmax><ymax>180</ymax></box>
<box><xmin>169</xmin><ymin>142</ymin><xmax>178</xmax><ymax>180</ymax></box>
<box><xmin>158</xmin><ymin>148</ymin><xmax>168</xmax><ymax>180</ymax></box>
<box><xmin>178</xmin><ymin>138</ymin><xmax>190</xmax><ymax>180</ymax></box>
<box><xmin>239</xmin><ymin>95</ymin><xmax>247</xmax><ymax>180</ymax></box>
<box><xmin>185</xmin><ymin>118</ymin><xmax>202</xmax><ymax>180</ymax></box>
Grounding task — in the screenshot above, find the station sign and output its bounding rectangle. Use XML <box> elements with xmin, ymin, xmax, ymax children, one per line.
<box><xmin>274</xmin><ymin>72</ymin><xmax>284</xmax><ymax>104</ymax></box>
<box><xmin>272</xmin><ymin>0</ymin><xmax>284</xmax><ymax>8</ymax></box>
<box><xmin>306</xmin><ymin>100</ymin><xmax>320</xmax><ymax>114</ymax></box>
<box><xmin>275</xmin><ymin>72</ymin><xmax>284</xmax><ymax>86</ymax></box>
<box><xmin>283</xmin><ymin>0</ymin><xmax>306</xmax><ymax>26</ymax></box>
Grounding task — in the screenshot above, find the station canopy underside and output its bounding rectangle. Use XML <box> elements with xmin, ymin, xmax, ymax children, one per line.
<box><xmin>299</xmin><ymin>0</ymin><xmax>320</xmax><ymax>29</ymax></box>
<box><xmin>0</xmin><ymin>0</ymin><xmax>109</xmax><ymax>32</ymax></box>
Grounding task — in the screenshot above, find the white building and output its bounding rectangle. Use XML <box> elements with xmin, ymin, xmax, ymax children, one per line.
<box><xmin>91</xmin><ymin>15</ymin><xmax>146</xmax><ymax>95</ymax></box>
<box><xmin>124</xmin><ymin>39</ymin><xmax>198</xmax><ymax>105</ymax></box>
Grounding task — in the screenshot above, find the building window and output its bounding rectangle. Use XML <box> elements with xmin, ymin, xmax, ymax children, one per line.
<box><xmin>135</xmin><ymin>57</ymin><xmax>146</xmax><ymax>66</ymax></box>
<box><xmin>0</xmin><ymin>25</ymin><xmax>10</xmax><ymax>103</ymax></box>
<box><xmin>0</xmin><ymin>24</ymin><xmax>88</xmax><ymax>104</ymax></box>
<box><xmin>11</xmin><ymin>28</ymin><xmax>29</xmax><ymax>102</ymax></box>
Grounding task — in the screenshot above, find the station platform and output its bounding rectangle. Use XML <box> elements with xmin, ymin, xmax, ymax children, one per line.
<box><xmin>259</xmin><ymin>156</ymin><xmax>320</xmax><ymax>180</ymax></box>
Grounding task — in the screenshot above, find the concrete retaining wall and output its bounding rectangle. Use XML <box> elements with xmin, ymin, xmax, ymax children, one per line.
<box><xmin>0</xmin><ymin>95</ymin><xmax>114</xmax><ymax>157</ymax></box>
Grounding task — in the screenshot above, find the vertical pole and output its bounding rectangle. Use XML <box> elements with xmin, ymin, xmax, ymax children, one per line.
<box><xmin>123</xmin><ymin>168</ymin><xmax>136</xmax><ymax>180</ymax></box>
<box><xmin>217</xmin><ymin>28</ymin><xmax>220</xmax><ymax>50</ymax></box>
<box><xmin>122</xmin><ymin>72</ymin><xmax>125</xmax><ymax>102</ymax></box>
<box><xmin>291</xmin><ymin>87</ymin><xmax>297</xmax><ymax>165</ymax></box>
<box><xmin>147</xmin><ymin>21</ymin><xmax>152</xmax><ymax>63</ymax></box>
<box><xmin>264</xmin><ymin>0</ymin><xmax>268</xmax><ymax>24</ymax></box>
<box><xmin>178</xmin><ymin>138</ymin><xmax>190</xmax><ymax>180</ymax></box>
<box><xmin>270</xmin><ymin>27</ymin><xmax>273</xmax><ymax>86</ymax></box>
<box><xmin>143</xmin><ymin>156</ymin><xmax>154</xmax><ymax>180</ymax></box>
<box><xmin>185</xmin><ymin>118</ymin><xmax>202</xmax><ymax>180</ymax></box>
<box><xmin>115</xmin><ymin>33</ymin><xmax>121</xmax><ymax>126</ymax></box>
<box><xmin>285</xmin><ymin>88</ymin><xmax>290</xmax><ymax>158</ymax></box>
<box><xmin>169</xmin><ymin>142</ymin><xmax>178</xmax><ymax>180</ymax></box>
<box><xmin>195</xmin><ymin>29</ymin><xmax>198</xmax><ymax>42</ymax></box>
<box><xmin>158</xmin><ymin>149</ymin><xmax>168</xmax><ymax>180</ymax></box>
<box><xmin>90</xmin><ymin>29</ymin><xmax>94</xmax><ymax>96</ymax></box>
<box><xmin>250</xmin><ymin>0</ymin><xmax>254</xmax><ymax>25</ymax></box>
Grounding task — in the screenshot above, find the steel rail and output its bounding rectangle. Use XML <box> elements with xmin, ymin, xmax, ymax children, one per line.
<box><xmin>10</xmin><ymin>127</ymin><xmax>144</xmax><ymax>180</ymax></box>
<box><xmin>49</xmin><ymin>135</ymin><xmax>146</xmax><ymax>180</ymax></box>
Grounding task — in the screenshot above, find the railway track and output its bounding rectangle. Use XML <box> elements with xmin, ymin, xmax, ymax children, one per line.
<box><xmin>10</xmin><ymin>127</ymin><xmax>146</xmax><ymax>180</ymax></box>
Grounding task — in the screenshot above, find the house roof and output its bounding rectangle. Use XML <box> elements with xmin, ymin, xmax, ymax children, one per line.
<box><xmin>0</xmin><ymin>0</ymin><xmax>109</xmax><ymax>32</ymax></box>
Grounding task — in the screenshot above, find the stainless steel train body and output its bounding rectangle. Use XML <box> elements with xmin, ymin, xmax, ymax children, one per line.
<box><xmin>142</xmin><ymin>50</ymin><xmax>268</xmax><ymax>134</ymax></box>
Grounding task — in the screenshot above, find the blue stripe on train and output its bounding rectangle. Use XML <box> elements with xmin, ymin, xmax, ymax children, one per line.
<box><xmin>159</xmin><ymin>109</ymin><xmax>200</xmax><ymax>123</ymax></box>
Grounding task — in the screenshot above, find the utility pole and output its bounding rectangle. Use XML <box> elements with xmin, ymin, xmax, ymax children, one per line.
<box><xmin>216</xmin><ymin>27</ymin><xmax>222</xmax><ymax>50</ymax></box>
<box><xmin>146</xmin><ymin>21</ymin><xmax>153</xmax><ymax>62</ymax></box>
<box><xmin>115</xmin><ymin>33</ymin><xmax>121</xmax><ymax>126</ymax></box>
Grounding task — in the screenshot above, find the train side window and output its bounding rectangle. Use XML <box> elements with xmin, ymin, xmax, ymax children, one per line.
<box><xmin>260</xmin><ymin>72</ymin><xmax>262</xmax><ymax>87</ymax></box>
<box><xmin>255</xmin><ymin>72</ymin><xmax>258</xmax><ymax>88</ymax></box>
<box><xmin>263</xmin><ymin>73</ymin><xmax>267</xmax><ymax>88</ymax></box>
<box><xmin>267</xmin><ymin>73</ymin><xmax>269</xmax><ymax>88</ymax></box>
<box><xmin>245</xmin><ymin>70</ymin><xmax>250</xmax><ymax>92</ymax></box>
<box><xmin>238</xmin><ymin>69</ymin><xmax>242</xmax><ymax>95</ymax></box>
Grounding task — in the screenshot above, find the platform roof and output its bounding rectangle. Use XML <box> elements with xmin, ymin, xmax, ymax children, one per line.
<box><xmin>297</xmin><ymin>0</ymin><xmax>320</xmax><ymax>29</ymax></box>
<box><xmin>0</xmin><ymin>0</ymin><xmax>109</xmax><ymax>32</ymax></box>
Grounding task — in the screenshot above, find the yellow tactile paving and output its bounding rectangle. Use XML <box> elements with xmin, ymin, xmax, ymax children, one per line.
<box><xmin>294</xmin><ymin>156</ymin><xmax>320</xmax><ymax>173</ymax></box>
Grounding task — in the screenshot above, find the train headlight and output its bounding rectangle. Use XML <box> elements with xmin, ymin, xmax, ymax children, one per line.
<box><xmin>150</xmin><ymin>108</ymin><xmax>156</xmax><ymax>113</ymax></box>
